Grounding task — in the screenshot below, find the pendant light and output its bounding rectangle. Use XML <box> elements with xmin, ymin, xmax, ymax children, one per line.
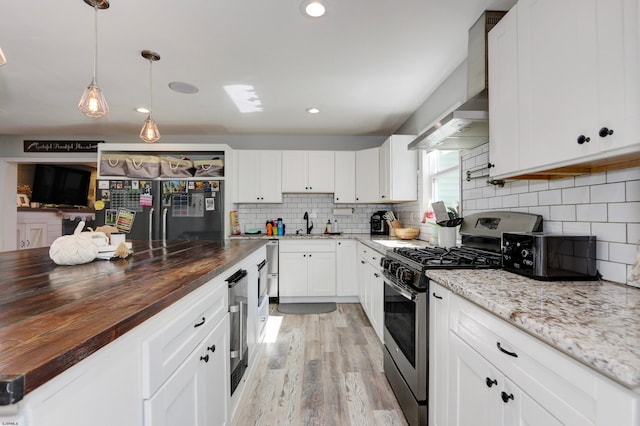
<box><xmin>77</xmin><ymin>0</ymin><xmax>110</xmax><ymax>118</ymax></box>
<box><xmin>0</xmin><ymin>47</ymin><xmax>7</xmax><ymax>67</ymax></box>
<box><xmin>139</xmin><ymin>50</ymin><xmax>161</xmax><ymax>143</ymax></box>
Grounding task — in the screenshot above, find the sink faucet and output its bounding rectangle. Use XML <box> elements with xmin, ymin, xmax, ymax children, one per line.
<box><xmin>303</xmin><ymin>211</ymin><xmax>313</xmax><ymax>234</ymax></box>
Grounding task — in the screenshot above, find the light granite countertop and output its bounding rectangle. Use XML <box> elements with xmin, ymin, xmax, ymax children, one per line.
<box><xmin>426</xmin><ymin>269</ymin><xmax>640</xmax><ymax>390</ymax></box>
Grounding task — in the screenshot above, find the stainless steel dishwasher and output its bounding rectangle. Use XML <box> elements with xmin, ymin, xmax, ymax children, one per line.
<box><xmin>226</xmin><ymin>269</ymin><xmax>248</xmax><ymax>396</ymax></box>
<box><xmin>266</xmin><ymin>239</ymin><xmax>279</xmax><ymax>302</ymax></box>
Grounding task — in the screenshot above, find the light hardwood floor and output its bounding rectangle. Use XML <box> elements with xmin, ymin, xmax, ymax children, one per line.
<box><xmin>233</xmin><ymin>303</ymin><xmax>409</xmax><ymax>426</ymax></box>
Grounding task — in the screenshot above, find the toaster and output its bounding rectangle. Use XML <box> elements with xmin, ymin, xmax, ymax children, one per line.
<box><xmin>502</xmin><ymin>232</ymin><xmax>599</xmax><ymax>281</ymax></box>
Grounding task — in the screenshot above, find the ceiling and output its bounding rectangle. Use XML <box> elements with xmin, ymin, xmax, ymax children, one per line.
<box><xmin>0</xmin><ymin>0</ymin><xmax>515</xmax><ymax>138</ymax></box>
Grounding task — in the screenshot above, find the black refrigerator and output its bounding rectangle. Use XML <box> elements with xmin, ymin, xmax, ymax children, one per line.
<box><xmin>95</xmin><ymin>179</ymin><xmax>224</xmax><ymax>240</ymax></box>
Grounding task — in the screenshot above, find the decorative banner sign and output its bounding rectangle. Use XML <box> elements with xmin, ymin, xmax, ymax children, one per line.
<box><xmin>23</xmin><ymin>140</ymin><xmax>104</xmax><ymax>153</ymax></box>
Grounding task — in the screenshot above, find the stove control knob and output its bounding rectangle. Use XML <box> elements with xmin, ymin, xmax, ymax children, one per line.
<box><xmin>521</xmin><ymin>249</ymin><xmax>530</xmax><ymax>258</ymax></box>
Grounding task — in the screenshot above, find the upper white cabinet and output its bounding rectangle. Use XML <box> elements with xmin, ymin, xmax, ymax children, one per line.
<box><xmin>281</xmin><ymin>151</ymin><xmax>335</xmax><ymax>193</ymax></box>
<box><xmin>489</xmin><ymin>0</ymin><xmax>640</xmax><ymax>178</ymax></box>
<box><xmin>379</xmin><ymin>135</ymin><xmax>417</xmax><ymax>202</ymax></box>
<box><xmin>488</xmin><ymin>6</ymin><xmax>521</xmax><ymax>178</ymax></box>
<box><xmin>334</xmin><ymin>151</ymin><xmax>356</xmax><ymax>203</ymax></box>
<box><xmin>237</xmin><ymin>150</ymin><xmax>282</xmax><ymax>203</ymax></box>
<box><xmin>355</xmin><ymin>147</ymin><xmax>380</xmax><ymax>203</ymax></box>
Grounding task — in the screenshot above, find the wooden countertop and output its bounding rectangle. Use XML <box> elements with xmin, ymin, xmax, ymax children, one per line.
<box><xmin>0</xmin><ymin>239</ymin><xmax>266</xmax><ymax>404</ymax></box>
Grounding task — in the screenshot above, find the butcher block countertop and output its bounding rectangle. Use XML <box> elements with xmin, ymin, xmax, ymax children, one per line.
<box><xmin>426</xmin><ymin>269</ymin><xmax>640</xmax><ymax>390</ymax></box>
<box><xmin>0</xmin><ymin>239</ymin><xmax>266</xmax><ymax>404</ymax></box>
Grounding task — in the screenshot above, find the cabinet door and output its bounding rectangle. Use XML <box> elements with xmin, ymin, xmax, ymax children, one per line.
<box><xmin>383</xmin><ymin>135</ymin><xmax>417</xmax><ymax>202</ymax></box>
<box><xmin>502</xmin><ymin>378</ymin><xmax>563</xmax><ymax>426</ymax></box>
<box><xmin>357</xmin><ymin>255</ymin><xmax>368</xmax><ymax>311</ymax></box>
<box><xmin>368</xmin><ymin>262</ymin><xmax>384</xmax><ymax>341</ymax></box>
<box><xmin>281</xmin><ymin>151</ymin><xmax>308</xmax><ymax>192</ymax></box>
<box><xmin>307</xmin><ymin>251</ymin><xmax>336</xmax><ymax>296</ymax></box>
<box><xmin>518</xmin><ymin>0</ymin><xmax>599</xmax><ymax>170</ymax></box>
<box><xmin>144</xmin><ymin>347</ymin><xmax>206</xmax><ymax>426</ymax></box>
<box><xmin>448</xmin><ymin>334</ymin><xmax>501</xmax><ymax>426</ymax></box>
<box><xmin>259</xmin><ymin>151</ymin><xmax>282</xmax><ymax>203</ymax></box>
<box><xmin>429</xmin><ymin>283</ymin><xmax>450</xmax><ymax>426</ymax></box>
<box><xmin>202</xmin><ymin>315</ymin><xmax>230</xmax><ymax>426</ymax></box>
<box><xmin>237</xmin><ymin>151</ymin><xmax>260</xmax><ymax>202</ymax></box>
<box><xmin>379</xmin><ymin>139</ymin><xmax>391</xmax><ymax>201</ymax></box>
<box><xmin>334</xmin><ymin>151</ymin><xmax>356</xmax><ymax>203</ymax></box>
<box><xmin>307</xmin><ymin>151</ymin><xmax>335</xmax><ymax>193</ymax></box>
<box><xmin>336</xmin><ymin>240</ymin><xmax>358</xmax><ymax>296</ymax></box>
<box><xmin>355</xmin><ymin>147</ymin><xmax>380</xmax><ymax>203</ymax></box>
<box><xmin>489</xmin><ymin>6</ymin><xmax>521</xmax><ymax>178</ymax></box>
<box><xmin>279</xmin><ymin>252</ymin><xmax>308</xmax><ymax>297</ymax></box>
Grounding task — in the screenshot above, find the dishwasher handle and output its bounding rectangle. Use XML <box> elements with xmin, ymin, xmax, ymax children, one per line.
<box><xmin>257</xmin><ymin>259</ymin><xmax>267</xmax><ymax>271</ymax></box>
<box><xmin>226</xmin><ymin>269</ymin><xmax>248</xmax><ymax>286</ymax></box>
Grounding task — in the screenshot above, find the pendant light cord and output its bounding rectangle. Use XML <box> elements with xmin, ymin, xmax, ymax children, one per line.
<box><xmin>93</xmin><ymin>4</ymin><xmax>98</xmax><ymax>82</ymax></box>
<box><xmin>148</xmin><ymin>57</ymin><xmax>153</xmax><ymax>116</ymax></box>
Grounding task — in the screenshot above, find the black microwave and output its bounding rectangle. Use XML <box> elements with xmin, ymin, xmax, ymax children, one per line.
<box><xmin>502</xmin><ymin>232</ymin><xmax>599</xmax><ymax>281</ymax></box>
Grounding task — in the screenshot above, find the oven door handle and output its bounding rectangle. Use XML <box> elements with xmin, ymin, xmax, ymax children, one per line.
<box><xmin>385</xmin><ymin>279</ymin><xmax>416</xmax><ymax>301</ymax></box>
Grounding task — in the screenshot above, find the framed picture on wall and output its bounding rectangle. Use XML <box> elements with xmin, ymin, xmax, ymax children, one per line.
<box><xmin>17</xmin><ymin>194</ymin><xmax>29</xmax><ymax>207</ymax></box>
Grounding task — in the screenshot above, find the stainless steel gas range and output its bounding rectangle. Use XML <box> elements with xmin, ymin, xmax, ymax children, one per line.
<box><xmin>381</xmin><ymin>211</ymin><xmax>543</xmax><ymax>426</ymax></box>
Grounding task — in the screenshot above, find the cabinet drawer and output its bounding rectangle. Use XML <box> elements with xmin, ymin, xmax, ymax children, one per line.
<box><xmin>279</xmin><ymin>239</ymin><xmax>335</xmax><ymax>253</ymax></box>
<box><xmin>142</xmin><ymin>280</ymin><xmax>228</xmax><ymax>398</ymax></box>
<box><xmin>450</xmin><ymin>294</ymin><xmax>602</xmax><ymax>425</ymax></box>
<box><xmin>358</xmin><ymin>243</ymin><xmax>383</xmax><ymax>268</ymax></box>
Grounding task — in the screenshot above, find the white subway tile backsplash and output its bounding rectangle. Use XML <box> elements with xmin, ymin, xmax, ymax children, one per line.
<box><xmin>574</xmin><ymin>172</ymin><xmax>606</xmax><ymax>187</ymax></box>
<box><xmin>528</xmin><ymin>180</ymin><xmax>549</xmax><ymax>192</ymax></box>
<box><xmin>538</xmin><ymin>189</ymin><xmax>562</xmax><ymax>205</ymax></box>
<box><xmin>629</xmin><ymin>224</ymin><xmax>640</xmax><ymax>244</ymax></box>
<box><xmin>562</xmin><ymin>221</ymin><xmax>591</xmax><ymax>234</ymax></box>
<box><xmin>591</xmin><ymin>222</ymin><xmax>627</xmax><ymax>243</ymax></box>
<box><xmin>502</xmin><ymin>195</ymin><xmax>519</xmax><ymax>208</ymax></box>
<box><xmin>596</xmin><ymin>241</ymin><xmax>609</xmax><ymax>260</ymax></box>
<box><xmin>518</xmin><ymin>192</ymin><xmax>539</xmax><ymax>207</ymax></box>
<box><xmin>607</xmin><ymin>167</ymin><xmax>640</xmax><ymax>183</ymax></box>
<box><xmin>488</xmin><ymin>197</ymin><xmax>503</xmax><ymax>209</ymax></box>
<box><xmin>550</xmin><ymin>205</ymin><xmax>576</xmax><ymax>221</ymax></box>
<box><xmin>528</xmin><ymin>206</ymin><xmax>549</xmax><ymax>218</ymax></box>
<box><xmin>562</xmin><ymin>186</ymin><xmax>590</xmax><ymax>204</ymax></box>
<box><xmin>596</xmin><ymin>260</ymin><xmax>628</xmax><ymax>284</ymax></box>
<box><xmin>608</xmin><ymin>202</ymin><xmax>640</xmax><ymax>223</ymax></box>
<box><xmin>627</xmin><ymin>180</ymin><xmax>640</xmax><ymax>202</ymax></box>
<box><xmin>510</xmin><ymin>180</ymin><xmax>530</xmax><ymax>194</ymax></box>
<box><xmin>576</xmin><ymin>203</ymin><xmax>607</xmax><ymax>222</ymax></box>
<box><xmin>591</xmin><ymin>182</ymin><xmax>626</xmax><ymax>203</ymax></box>
<box><xmin>609</xmin><ymin>243</ymin><xmax>638</xmax><ymax>264</ymax></box>
<box><xmin>549</xmin><ymin>176</ymin><xmax>575</xmax><ymax>189</ymax></box>
<box><xmin>543</xmin><ymin>221</ymin><xmax>563</xmax><ymax>233</ymax></box>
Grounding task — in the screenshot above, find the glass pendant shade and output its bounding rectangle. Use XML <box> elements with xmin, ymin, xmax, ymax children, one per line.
<box><xmin>0</xmin><ymin>47</ymin><xmax>7</xmax><ymax>66</ymax></box>
<box><xmin>78</xmin><ymin>77</ymin><xmax>109</xmax><ymax>117</ymax></box>
<box><xmin>140</xmin><ymin>114</ymin><xmax>160</xmax><ymax>143</ymax></box>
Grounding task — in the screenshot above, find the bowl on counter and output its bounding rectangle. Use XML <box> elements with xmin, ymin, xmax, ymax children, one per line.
<box><xmin>394</xmin><ymin>228</ymin><xmax>420</xmax><ymax>240</ymax></box>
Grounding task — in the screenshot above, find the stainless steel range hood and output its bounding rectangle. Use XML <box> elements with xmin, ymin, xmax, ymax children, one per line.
<box><xmin>409</xmin><ymin>11</ymin><xmax>505</xmax><ymax>151</ymax></box>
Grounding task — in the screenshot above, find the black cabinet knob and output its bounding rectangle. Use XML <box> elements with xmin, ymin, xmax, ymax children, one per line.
<box><xmin>200</xmin><ymin>354</ymin><xmax>209</xmax><ymax>363</ymax></box>
<box><xmin>599</xmin><ymin>127</ymin><xmax>614</xmax><ymax>137</ymax></box>
<box><xmin>501</xmin><ymin>392</ymin><xmax>514</xmax><ymax>403</ymax></box>
<box><xmin>207</xmin><ymin>345</ymin><xmax>216</xmax><ymax>353</ymax></box>
<box><xmin>486</xmin><ymin>377</ymin><xmax>497</xmax><ymax>388</ymax></box>
<box><xmin>577</xmin><ymin>135</ymin><xmax>591</xmax><ymax>144</ymax></box>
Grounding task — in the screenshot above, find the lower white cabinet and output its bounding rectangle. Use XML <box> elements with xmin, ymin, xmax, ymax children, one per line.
<box><xmin>429</xmin><ymin>282</ymin><xmax>450</xmax><ymax>426</ymax></box>
<box><xmin>144</xmin><ymin>315</ymin><xmax>229</xmax><ymax>426</ymax></box>
<box><xmin>336</xmin><ymin>239</ymin><xmax>358</xmax><ymax>296</ymax></box>
<box><xmin>436</xmin><ymin>281</ymin><xmax>640</xmax><ymax>426</ymax></box>
<box><xmin>279</xmin><ymin>240</ymin><xmax>336</xmax><ymax>298</ymax></box>
<box><xmin>357</xmin><ymin>243</ymin><xmax>384</xmax><ymax>341</ymax></box>
<box><xmin>16</xmin><ymin>223</ymin><xmax>47</xmax><ymax>250</ymax></box>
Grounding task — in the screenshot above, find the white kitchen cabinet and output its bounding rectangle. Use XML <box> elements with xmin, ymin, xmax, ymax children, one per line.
<box><xmin>16</xmin><ymin>223</ymin><xmax>47</xmax><ymax>250</ymax></box>
<box><xmin>279</xmin><ymin>240</ymin><xmax>336</xmax><ymax>299</ymax></box>
<box><xmin>488</xmin><ymin>5</ymin><xmax>520</xmax><ymax>178</ymax></box>
<box><xmin>357</xmin><ymin>242</ymin><xmax>384</xmax><ymax>341</ymax></box>
<box><xmin>355</xmin><ymin>147</ymin><xmax>380</xmax><ymax>203</ymax></box>
<box><xmin>503</xmin><ymin>0</ymin><xmax>640</xmax><ymax>177</ymax></box>
<box><xmin>336</xmin><ymin>240</ymin><xmax>358</xmax><ymax>296</ymax></box>
<box><xmin>444</xmin><ymin>288</ymin><xmax>640</xmax><ymax>426</ymax></box>
<box><xmin>144</xmin><ymin>315</ymin><xmax>229</xmax><ymax>426</ymax></box>
<box><xmin>281</xmin><ymin>151</ymin><xmax>335</xmax><ymax>193</ymax></box>
<box><xmin>237</xmin><ymin>150</ymin><xmax>282</xmax><ymax>203</ymax></box>
<box><xmin>429</xmin><ymin>282</ymin><xmax>450</xmax><ymax>426</ymax></box>
<box><xmin>379</xmin><ymin>135</ymin><xmax>417</xmax><ymax>202</ymax></box>
<box><xmin>334</xmin><ymin>151</ymin><xmax>356</xmax><ymax>203</ymax></box>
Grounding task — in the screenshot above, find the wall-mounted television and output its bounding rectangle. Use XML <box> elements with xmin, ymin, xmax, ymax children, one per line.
<box><xmin>31</xmin><ymin>164</ymin><xmax>91</xmax><ymax>207</ymax></box>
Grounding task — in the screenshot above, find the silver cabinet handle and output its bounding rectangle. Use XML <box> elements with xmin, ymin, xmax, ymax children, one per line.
<box><xmin>148</xmin><ymin>207</ymin><xmax>154</xmax><ymax>241</ymax></box>
<box><xmin>162</xmin><ymin>208</ymin><xmax>168</xmax><ymax>240</ymax></box>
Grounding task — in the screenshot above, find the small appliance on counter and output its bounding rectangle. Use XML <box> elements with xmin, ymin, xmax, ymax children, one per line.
<box><xmin>502</xmin><ymin>233</ymin><xmax>599</xmax><ymax>281</ymax></box>
<box><xmin>370</xmin><ymin>210</ymin><xmax>389</xmax><ymax>235</ymax></box>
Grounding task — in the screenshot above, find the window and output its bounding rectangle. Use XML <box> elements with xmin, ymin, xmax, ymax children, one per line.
<box><xmin>421</xmin><ymin>150</ymin><xmax>460</xmax><ymax>221</ymax></box>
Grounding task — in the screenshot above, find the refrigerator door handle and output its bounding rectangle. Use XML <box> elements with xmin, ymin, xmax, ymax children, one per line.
<box><xmin>162</xmin><ymin>207</ymin><xmax>168</xmax><ymax>240</ymax></box>
<box><xmin>148</xmin><ymin>207</ymin><xmax>154</xmax><ymax>241</ymax></box>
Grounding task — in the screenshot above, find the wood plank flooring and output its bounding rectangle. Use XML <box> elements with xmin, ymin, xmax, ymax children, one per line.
<box><xmin>233</xmin><ymin>303</ymin><xmax>409</xmax><ymax>426</ymax></box>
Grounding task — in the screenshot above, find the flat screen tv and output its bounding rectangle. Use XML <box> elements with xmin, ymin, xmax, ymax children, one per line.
<box><xmin>31</xmin><ymin>164</ymin><xmax>91</xmax><ymax>207</ymax></box>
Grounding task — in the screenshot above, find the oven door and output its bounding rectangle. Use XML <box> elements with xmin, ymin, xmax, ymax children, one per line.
<box><xmin>383</xmin><ymin>276</ymin><xmax>427</xmax><ymax>401</ymax></box>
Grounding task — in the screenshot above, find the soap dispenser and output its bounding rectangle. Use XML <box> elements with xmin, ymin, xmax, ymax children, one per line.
<box><xmin>324</xmin><ymin>219</ymin><xmax>332</xmax><ymax>234</ymax></box>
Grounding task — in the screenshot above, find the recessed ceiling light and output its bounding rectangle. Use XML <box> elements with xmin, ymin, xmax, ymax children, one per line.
<box><xmin>168</xmin><ymin>81</ymin><xmax>199</xmax><ymax>94</ymax></box>
<box><xmin>224</xmin><ymin>84</ymin><xmax>264</xmax><ymax>113</ymax></box>
<box><xmin>306</xmin><ymin>107</ymin><xmax>320</xmax><ymax>114</ymax></box>
<box><xmin>301</xmin><ymin>1</ymin><xmax>326</xmax><ymax>18</ymax></box>
<box><xmin>135</xmin><ymin>107</ymin><xmax>150</xmax><ymax>114</ymax></box>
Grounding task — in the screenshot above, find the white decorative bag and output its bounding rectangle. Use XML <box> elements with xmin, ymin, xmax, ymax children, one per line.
<box><xmin>49</xmin><ymin>221</ymin><xmax>107</xmax><ymax>266</ymax></box>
